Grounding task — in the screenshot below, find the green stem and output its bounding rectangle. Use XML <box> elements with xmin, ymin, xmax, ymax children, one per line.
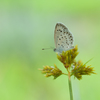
<box><xmin>62</xmin><ymin>73</ymin><xmax>68</xmax><ymax>75</ymax></box>
<box><xmin>68</xmin><ymin>73</ymin><xmax>73</xmax><ymax>100</ymax></box>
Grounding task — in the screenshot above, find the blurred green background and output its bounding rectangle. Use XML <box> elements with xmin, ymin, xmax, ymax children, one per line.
<box><xmin>0</xmin><ymin>0</ymin><xmax>100</xmax><ymax>100</ymax></box>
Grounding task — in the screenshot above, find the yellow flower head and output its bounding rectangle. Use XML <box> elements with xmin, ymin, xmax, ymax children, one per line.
<box><xmin>39</xmin><ymin>64</ymin><xmax>62</xmax><ymax>79</ymax></box>
<box><xmin>57</xmin><ymin>45</ymin><xmax>79</xmax><ymax>69</ymax></box>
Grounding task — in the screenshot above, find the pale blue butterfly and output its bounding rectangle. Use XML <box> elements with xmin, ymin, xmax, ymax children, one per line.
<box><xmin>42</xmin><ymin>23</ymin><xmax>74</xmax><ymax>53</ymax></box>
<box><xmin>54</xmin><ymin>23</ymin><xmax>74</xmax><ymax>53</ymax></box>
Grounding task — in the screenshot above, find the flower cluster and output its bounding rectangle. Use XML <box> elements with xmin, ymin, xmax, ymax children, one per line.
<box><xmin>71</xmin><ymin>60</ymin><xmax>96</xmax><ymax>80</ymax></box>
<box><xmin>57</xmin><ymin>45</ymin><xmax>78</xmax><ymax>68</ymax></box>
<box><xmin>39</xmin><ymin>64</ymin><xmax>62</xmax><ymax>79</ymax></box>
<box><xmin>40</xmin><ymin>45</ymin><xmax>95</xmax><ymax>80</ymax></box>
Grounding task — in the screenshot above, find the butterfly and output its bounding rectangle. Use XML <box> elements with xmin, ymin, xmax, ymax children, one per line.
<box><xmin>54</xmin><ymin>23</ymin><xmax>74</xmax><ymax>53</ymax></box>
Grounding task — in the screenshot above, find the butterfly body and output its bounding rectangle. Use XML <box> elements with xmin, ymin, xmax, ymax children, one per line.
<box><xmin>54</xmin><ymin>23</ymin><xmax>74</xmax><ymax>53</ymax></box>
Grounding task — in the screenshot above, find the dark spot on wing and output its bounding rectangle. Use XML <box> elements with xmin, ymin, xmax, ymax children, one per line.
<box><xmin>63</xmin><ymin>32</ymin><xmax>65</xmax><ymax>35</ymax></box>
<box><xmin>66</xmin><ymin>32</ymin><xmax>69</xmax><ymax>35</ymax></box>
<box><xmin>61</xmin><ymin>45</ymin><xmax>64</xmax><ymax>48</ymax></box>
<box><xmin>68</xmin><ymin>33</ymin><xmax>70</xmax><ymax>36</ymax></box>
<box><xmin>70</xmin><ymin>36</ymin><xmax>72</xmax><ymax>38</ymax></box>
<box><xmin>66</xmin><ymin>42</ymin><xmax>69</xmax><ymax>45</ymax></box>
<box><xmin>64</xmin><ymin>36</ymin><xmax>66</xmax><ymax>38</ymax></box>
<box><xmin>59</xmin><ymin>38</ymin><xmax>61</xmax><ymax>40</ymax></box>
<box><xmin>66</xmin><ymin>32</ymin><xmax>68</xmax><ymax>35</ymax></box>
<box><xmin>57</xmin><ymin>29</ymin><xmax>62</xmax><ymax>32</ymax></box>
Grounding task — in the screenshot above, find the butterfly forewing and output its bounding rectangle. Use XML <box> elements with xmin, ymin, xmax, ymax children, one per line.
<box><xmin>54</xmin><ymin>23</ymin><xmax>74</xmax><ymax>53</ymax></box>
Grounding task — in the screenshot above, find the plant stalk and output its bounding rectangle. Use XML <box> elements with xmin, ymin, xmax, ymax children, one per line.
<box><xmin>68</xmin><ymin>72</ymin><xmax>73</xmax><ymax>100</ymax></box>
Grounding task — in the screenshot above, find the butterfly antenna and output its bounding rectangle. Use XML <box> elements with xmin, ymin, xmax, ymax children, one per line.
<box><xmin>42</xmin><ymin>47</ymin><xmax>54</xmax><ymax>50</ymax></box>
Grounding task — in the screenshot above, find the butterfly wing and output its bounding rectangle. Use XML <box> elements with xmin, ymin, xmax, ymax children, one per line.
<box><xmin>54</xmin><ymin>23</ymin><xmax>74</xmax><ymax>53</ymax></box>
